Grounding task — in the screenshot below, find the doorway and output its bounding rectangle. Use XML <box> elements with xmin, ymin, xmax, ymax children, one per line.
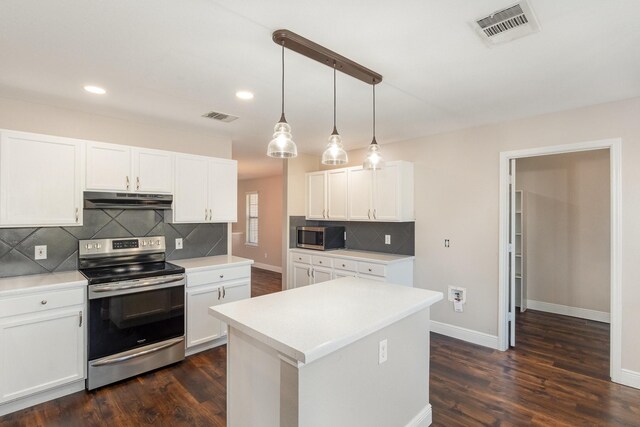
<box><xmin>498</xmin><ymin>138</ymin><xmax>622</xmax><ymax>383</ymax></box>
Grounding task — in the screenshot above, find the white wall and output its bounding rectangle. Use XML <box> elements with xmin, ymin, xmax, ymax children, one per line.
<box><xmin>233</xmin><ymin>175</ymin><xmax>283</xmax><ymax>271</ymax></box>
<box><xmin>0</xmin><ymin>96</ymin><xmax>231</xmax><ymax>158</ymax></box>
<box><xmin>516</xmin><ymin>151</ymin><xmax>610</xmax><ymax>313</ymax></box>
<box><xmin>343</xmin><ymin>96</ymin><xmax>640</xmax><ymax>374</ymax></box>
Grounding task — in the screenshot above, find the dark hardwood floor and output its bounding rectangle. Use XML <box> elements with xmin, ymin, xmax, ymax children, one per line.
<box><xmin>2</xmin><ymin>272</ymin><xmax>639</xmax><ymax>426</ymax></box>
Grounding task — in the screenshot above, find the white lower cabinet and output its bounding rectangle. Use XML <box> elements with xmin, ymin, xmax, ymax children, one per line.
<box><xmin>185</xmin><ymin>265</ymin><xmax>251</xmax><ymax>353</ymax></box>
<box><xmin>289</xmin><ymin>249</ymin><xmax>414</xmax><ymax>288</ymax></box>
<box><xmin>0</xmin><ymin>287</ymin><xmax>85</xmax><ymax>405</ymax></box>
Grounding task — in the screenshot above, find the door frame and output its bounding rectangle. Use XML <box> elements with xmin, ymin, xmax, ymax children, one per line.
<box><xmin>498</xmin><ymin>138</ymin><xmax>621</xmax><ymax>383</ymax></box>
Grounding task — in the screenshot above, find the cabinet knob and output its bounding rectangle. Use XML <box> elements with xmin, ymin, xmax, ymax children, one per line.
<box><xmin>368</xmin><ymin>268</ymin><xmax>372</xmax><ymax>272</ymax></box>
<box><xmin>220</xmin><ymin>274</ymin><xmax>224</xmax><ymax>279</ymax></box>
<box><xmin>41</xmin><ymin>300</ymin><xmax>47</xmax><ymax>305</ymax></box>
<box><xmin>319</xmin><ymin>261</ymin><xmax>322</xmax><ymax>264</ymax></box>
<box><xmin>342</xmin><ymin>264</ymin><xmax>346</xmax><ymax>267</ymax></box>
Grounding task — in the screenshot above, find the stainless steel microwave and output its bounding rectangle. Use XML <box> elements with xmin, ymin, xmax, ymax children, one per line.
<box><xmin>296</xmin><ymin>226</ymin><xmax>345</xmax><ymax>251</ymax></box>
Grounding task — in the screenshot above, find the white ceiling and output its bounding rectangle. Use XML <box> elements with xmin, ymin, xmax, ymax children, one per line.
<box><xmin>1</xmin><ymin>0</ymin><xmax>639</xmax><ymax>179</ymax></box>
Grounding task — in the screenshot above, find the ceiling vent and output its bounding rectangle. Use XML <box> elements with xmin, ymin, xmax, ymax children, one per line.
<box><xmin>201</xmin><ymin>110</ymin><xmax>239</xmax><ymax>123</ymax></box>
<box><xmin>473</xmin><ymin>1</ymin><xmax>540</xmax><ymax>46</ymax></box>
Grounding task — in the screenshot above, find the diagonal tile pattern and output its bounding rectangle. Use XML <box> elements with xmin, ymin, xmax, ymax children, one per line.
<box><xmin>0</xmin><ymin>209</ymin><xmax>228</xmax><ymax>278</ymax></box>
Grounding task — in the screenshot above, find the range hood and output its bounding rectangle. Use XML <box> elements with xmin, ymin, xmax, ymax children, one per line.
<box><xmin>84</xmin><ymin>192</ymin><xmax>173</xmax><ymax>210</ymax></box>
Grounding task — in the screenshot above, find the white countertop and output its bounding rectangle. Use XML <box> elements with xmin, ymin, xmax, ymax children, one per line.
<box><xmin>172</xmin><ymin>255</ymin><xmax>254</xmax><ymax>272</ymax></box>
<box><xmin>210</xmin><ymin>277</ymin><xmax>442</xmax><ymax>364</ymax></box>
<box><xmin>0</xmin><ymin>270</ymin><xmax>88</xmax><ymax>297</ymax></box>
<box><xmin>291</xmin><ymin>248</ymin><xmax>414</xmax><ymax>264</ymax></box>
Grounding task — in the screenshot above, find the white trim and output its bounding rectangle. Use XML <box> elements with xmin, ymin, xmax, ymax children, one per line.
<box><xmin>430</xmin><ymin>320</ymin><xmax>499</xmax><ymax>350</ymax></box>
<box><xmin>619</xmin><ymin>369</ymin><xmax>640</xmax><ymax>389</ymax></box>
<box><xmin>405</xmin><ymin>403</ymin><xmax>432</xmax><ymax>427</ymax></box>
<box><xmin>526</xmin><ymin>300</ymin><xmax>610</xmax><ymax>323</ymax></box>
<box><xmin>0</xmin><ymin>380</ymin><xmax>85</xmax><ymax>416</ymax></box>
<box><xmin>498</xmin><ymin>138</ymin><xmax>622</xmax><ymax>386</ymax></box>
<box><xmin>185</xmin><ymin>336</ymin><xmax>226</xmax><ymax>357</ymax></box>
<box><xmin>252</xmin><ymin>262</ymin><xmax>283</xmax><ymax>274</ymax></box>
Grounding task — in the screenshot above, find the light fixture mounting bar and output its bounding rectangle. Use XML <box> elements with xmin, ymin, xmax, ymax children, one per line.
<box><xmin>272</xmin><ymin>29</ymin><xmax>382</xmax><ymax>85</ymax></box>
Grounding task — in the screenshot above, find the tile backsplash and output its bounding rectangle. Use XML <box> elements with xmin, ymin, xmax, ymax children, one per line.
<box><xmin>289</xmin><ymin>216</ymin><xmax>414</xmax><ymax>256</ymax></box>
<box><xmin>0</xmin><ymin>209</ymin><xmax>227</xmax><ymax>278</ymax></box>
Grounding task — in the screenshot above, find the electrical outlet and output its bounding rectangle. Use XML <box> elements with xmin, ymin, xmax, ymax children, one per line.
<box><xmin>35</xmin><ymin>245</ymin><xmax>47</xmax><ymax>260</ymax></box>
<box><xmin>385</xmin><ymin>235</ymin><xmax>391</xmax><ymax>245</ymax></box>
<box><xmin>378</xmin><ymin>339</ymin><xmax>388</xmax><ymax>364</ymax></box>
<box><xmin>264</xmin><ymin>252</ymin><xmax>268</xmax><ymax>259</ymax></box>
<box><xmin>175</xmin><ymin>238</ymin><xmax>183</xmax><ymax>249</ymax></box>
<box><xmin>447</xmin><ymin>286</ymin><xmax>467</xmax><ymax>303</ymax></box>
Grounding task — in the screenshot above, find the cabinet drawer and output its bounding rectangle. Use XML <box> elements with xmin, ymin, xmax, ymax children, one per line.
<box><xmin>291</xmin><ymin>253</ymin><xmax>311</xmax><ymax>264</ymax></box>
<box><xmin>0</xmin><ymin>288</ymin><xmax>85</xmax><ymax>318</ymax></box>
<box><xmin>333</xmin><ymin>258</ymin><xmax>357</xmax><ymax>272</ymax></box>
<box><xmin>358</xmin><ymin>262</ymin><xmax>386</xmax><ymax>277</ymax></box>
<box><xmin>187</xmin><ymin>265</ymin><xmax>250</xmax><ymax>288</ymax></box>
<box><xmin>312</xmin><ymin>255</ymin><xmax>333</xmax><ymax>268</ymax></box>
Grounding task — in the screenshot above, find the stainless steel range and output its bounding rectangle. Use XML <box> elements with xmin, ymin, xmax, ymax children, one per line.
<box><xmin>78</xmin><ymin>236</ymin><xmax>185</xmax><ymax>390</ymax></box>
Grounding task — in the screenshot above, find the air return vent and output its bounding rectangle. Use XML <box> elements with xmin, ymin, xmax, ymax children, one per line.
<box><xmin>473</xmin><ymin>1</ymin><xmax>540</xmax><ymax>46</ymax></box>
<box><xmin>202</xmin><ymin>110</ymin><xmax>239</xmax><ymax>123</ymax></box>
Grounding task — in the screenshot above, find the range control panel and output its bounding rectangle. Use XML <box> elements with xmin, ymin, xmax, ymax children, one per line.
<box><xmin>79</xmin><ymin>236</ymin><xmax>166</xmax><ymax>257</ymax></box>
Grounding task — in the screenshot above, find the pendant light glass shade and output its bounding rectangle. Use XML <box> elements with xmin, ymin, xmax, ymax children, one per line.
<box><xmin>322</xmin><ymin>64</ymin><xmax>348</xmax><ymax>165</ymax></box>
<box><xmin>267</xmin><ymin>43</ymin><xmax>297</xmax><ymax>158</ymax></box>
<box><xmin>363</xmin><ymin>81</ymin><xmax>384</xmax><ymax>170</ymax></box>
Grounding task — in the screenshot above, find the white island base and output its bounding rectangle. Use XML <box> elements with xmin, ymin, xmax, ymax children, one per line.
<box><xmin>210</xmin><ymin>277</ymin><xmax>443</xmax><ymax>427</ymax></box>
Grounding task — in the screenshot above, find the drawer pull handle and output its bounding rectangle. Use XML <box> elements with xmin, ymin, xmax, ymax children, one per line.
<box><xmin>41</xmin><ymin>300</ymin><xmax>47</xmax><ymax>305</ymax></box>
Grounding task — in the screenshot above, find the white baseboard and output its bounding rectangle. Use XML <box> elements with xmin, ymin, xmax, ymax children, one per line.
<box><xmin>526</xmin><ymin>299</ymin><xmax>610</xmax><ymax>323</ymax></box>
<box><xmin>430</xmin><ymin>320</ymin><xmax>499</xmax><ymax>350</ymax></box>
<box><xmin>252</xmin><ymin>262</ymin><xmax>282</xmax><ymax>273</ymax></box>
<box><xmin>618</xmin><ymin>369</ymin><xmax>640</xmax><ymax>390</ymax></box>
<box><xmin>0</xmin><ymin>380</ymin><xmax>85</xmax><ymax>416</ymax></box>
<box><xmin>185</xmin><ymin>336</ymin><xmax>227</xmax><ymax>357</ymax></box>
<box><xmin>405</xmin><ymin>403</ymin><xmax>432</xmax><ymax>427</ymax></box>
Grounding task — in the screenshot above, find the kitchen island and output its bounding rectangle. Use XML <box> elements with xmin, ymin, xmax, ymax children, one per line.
<box><xmin>210</xmin><ymin>277</ymin><xmax>443</xmax><ymax>427</ymax></box>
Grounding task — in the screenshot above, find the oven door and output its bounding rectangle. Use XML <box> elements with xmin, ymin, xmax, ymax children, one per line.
<box><xmin>88</xmin><ymin>274</ymin><xmax>185</xmax><ymax>361</ymax></box>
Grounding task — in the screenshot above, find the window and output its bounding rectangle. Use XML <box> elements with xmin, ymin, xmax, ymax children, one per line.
<box><xmin>246</xmin><ymin>192</ymin><xmax>258</xmax><ymax>245</ymax></box>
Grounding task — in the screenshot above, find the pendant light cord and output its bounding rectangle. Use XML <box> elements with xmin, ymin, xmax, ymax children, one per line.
<box><xmin>372</xmin><ymin>80</ymin><xmax>376</xmax><ymax>140</ymax></box>
<box><xmin>281</xmin><ymin>42</ymin><xmax>285</xmax><ymax>117</ymax></box>
<box><xmin>333</xmin><ymin>62</ymin><xmax>337</xmax><ymax>132</ymax></box>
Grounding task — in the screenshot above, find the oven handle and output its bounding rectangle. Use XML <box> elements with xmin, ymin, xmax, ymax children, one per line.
<box><xmin>90</xmin><ymin>337</ymin><xmax>184</xmax><ymax>367</ymax></box>
<box><xmin>91</xmin><ymin>274</ymin><xmax>185</xmax><ymax>293</ymax></box>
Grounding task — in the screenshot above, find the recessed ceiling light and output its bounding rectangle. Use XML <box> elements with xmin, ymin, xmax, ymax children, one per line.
<box><xmin>235</xmin><ymin>90</ymin><xmax>254</xmax><ymax>100</ymax></box>
<box><xmin>84</xmin><ymin>85</ymin><xmax>106</xmax><ymax>95</ymax></box>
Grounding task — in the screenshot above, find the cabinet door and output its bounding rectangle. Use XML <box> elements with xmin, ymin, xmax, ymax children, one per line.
<box><xmin>218</xmin><ymin>281</ymin><xmax>250</xmax><ymax>337</ymax></box>
<box><xmin>292</xmin><ymin>262</ymin><xmax>313</xmax><ymax>288</ymax></box>
<box><xmin>86</xmin><ymin>141</ymin><xmax>131</xmax><ymax>191</ymax></box>
<box><xmin>132</xmin><ymin>148</ymin><xmax>173</xmax><ymax>194</ymax></box>
<box><xmin>0</xmin><ymin>132</ymin><xmax>82</xmax><ymax>227</ymax></box>
<box><xmin>347</xmin><ymin>168</ymin><xmax>373</xmax><ymax>221</ymax></box>
<box><xmin>326</xmin><ymin>169</ymin><xmax>348</xmax><ymax>220</ymax></box>
<box><xmin>312</xmin><ymin>266</ymin><xmax>333</xmax><ymax>284</ymax></box>
<box><xmin>174</xmin><ymin>154</ymin><xmax>209</xmax><ymax>223</ymax></box>
<box><xmin>186</xmin><ymin>284</ymin><xmax>223</xmax><ymax>348</ymax></box>
<box><xmin>306</xmin><ymin>172</ymin><xmax>326</xmax><ymax>220</ymax></box>
<box><xmin>373</xmin><ymin>163</ymin><xmax>401</xmax><ymax>221</ymax></box>
<box><xmin>0</xmin><ymin>307</ymin><xmax>85</xmax><ymax>403</ymax></box>
<box><xmin>209</xmin><ymin>159</ymin><xmax>238</xmax><ymax>222</ymax></box>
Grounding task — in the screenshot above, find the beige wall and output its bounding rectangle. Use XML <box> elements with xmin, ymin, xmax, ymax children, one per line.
<box><xmin>0</xmin><ymin>96</ymin><xmax>231</xmax><ymax>158</ymax></box>
<box><xmin>516</xmin><ymin>151</ymin><xmax>610</xmax><ymax>312</ymax></box>
<box><xmin>343</xmin><ymin>96</ymin><xmax>640</xmax><ymax>373</ymax></box>
<box><xmin>233</xmin><ymin>175</ymin><xmax>283</xmax><ymax>270</ymax></box>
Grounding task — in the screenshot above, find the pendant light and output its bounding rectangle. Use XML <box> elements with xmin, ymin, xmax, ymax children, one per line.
<box><xmin>363</xmin><ymin>79</ymin><xmax>384</xmax><ymax>170</ymax></box>
<box><xmin>267</xmin><ymin>42</ymin><xmax>297</xmax><ymax>158</ymax></box>
<box><xmin>321</xmin><ymin>62</ymin><xmax>348</xmax><ymax>165</ymax></box>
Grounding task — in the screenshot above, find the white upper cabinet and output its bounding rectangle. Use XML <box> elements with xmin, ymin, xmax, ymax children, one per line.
<box><xmin>209</xmin><ymin>158</ymin><xmax>237</xmax><ymax>222</ymax></box>
<box><xmin>306</xmin><ymin>171</ymin><xmax>326</xmax><ymax>220</ymax></box>
<box><xmin>85</xmin><ymin>142</ymin><xmax>131</xmax><ymax>191</ymax></box>
<box><xmin>326</xmin><ymin>169</ymin><xmax>348</xmax><ymax>220</ymax></box>
<box><xmin>131</xmin><ymin>148</ymin><xmax>173</xmax><ymax>193</ymax></box>
<box><xmin>347</xmin><ymin>167</ymin><xmax>373</xmax><ymax>220</ymax></box>
<box><xmin>0</xmin><ymin>131</ymin><xmax>83</xmax><ymax>227</ymax></box>
<box><xmin>173</xmin><ymin>154</ymin><xmax>237</xmax><ymax>223</ymax></box>
<box><xmin>306</xmin><ymin>161</ymin><xmax>414</xmax><ymax>222</ymax></box>
<box><xmin>86</xmin><ymin>142</ymin><xmax>173</xmax><ymax>194</ymax></box>
<box><xmin>306</xmin><ymin>169</ymin><xmax>348</xmax><ymax>221</ymax></box>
